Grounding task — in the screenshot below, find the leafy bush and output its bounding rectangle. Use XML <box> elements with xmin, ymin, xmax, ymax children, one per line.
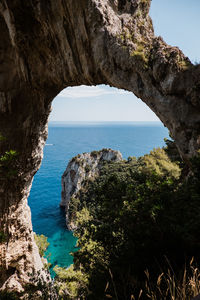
<box><xmin>34</xmin><ymin>234</ymin><xmax>49</xmax><ymax>257</ymax></box>
<box><xmin>54</xmin><ymin>265</ymin><xmax>89</xmax><ymax>299</ymax></box>
<box><xmin>140</xmin><ymin>147</ymin><xmax>180</xmax><ymax>178</ymax></box>
<box><xmin>0</xmin><ymin>149</ymin><xmax>18</xmax><ymax>178</ymax></box>
<box><xmin>0</xmin><ymin>150</ymin><xmax>18</xmax><ymax>164</ymax></box>
<box><xmin>56</xmin><ymin>144</ymin><xmax>200</xmax><ymax>299</ymax></box>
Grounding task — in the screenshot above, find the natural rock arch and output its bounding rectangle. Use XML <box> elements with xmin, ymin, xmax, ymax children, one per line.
<box><xmin>0</xmin><ymin>0</ymin><xmax>200</xmax><ymax>294</ymax></box>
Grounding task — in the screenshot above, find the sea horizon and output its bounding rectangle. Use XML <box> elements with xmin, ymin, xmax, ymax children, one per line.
<box><xmin>49</xmin><ymin>120</ymin><xmax>163</xmax><ymax>127</ymax></box>
<box><xmin>29</xmin><ymin>121</ymin><xmax>169</xmax><ymax>276</ymax></box>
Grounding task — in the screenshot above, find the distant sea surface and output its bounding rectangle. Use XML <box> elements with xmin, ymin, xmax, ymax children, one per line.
<box><xmin>28</xmin><ymin>122</ymin><xmax>169</xmax><ymax>275</ymax></box>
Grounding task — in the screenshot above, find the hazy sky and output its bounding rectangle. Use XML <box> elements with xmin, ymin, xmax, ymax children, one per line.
<box><xmin>50</xmin><ymin>0</ymin><xmax>200</xmax><ymax>122</ymax></box>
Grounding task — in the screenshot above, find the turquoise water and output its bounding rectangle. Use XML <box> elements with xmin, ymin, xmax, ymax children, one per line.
<box><xmin>28</xmin><ymin>122</ymin><xmax>169</xmax><ymax>275</ymax></box>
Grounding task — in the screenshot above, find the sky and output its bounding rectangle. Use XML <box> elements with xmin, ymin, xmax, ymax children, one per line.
<box><xmin>50</xmin><ymin>0</ymin><xmax>200</xmax><ymax>122</ymax></box>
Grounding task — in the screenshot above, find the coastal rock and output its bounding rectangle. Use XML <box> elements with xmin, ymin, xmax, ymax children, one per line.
<box><xmin>61</xmin><ymin>149</ymin><xmax>122</xmax><ymax>230</ymax></box>
<box><xmin>0</xmin><ymin>182</ymin><xmax>51</xmax><ymax>295</ymax></box>
<box><xmin>0</xmin><ymin>0</ymin><xmax>200</xmax><ymax>295</ymax></box>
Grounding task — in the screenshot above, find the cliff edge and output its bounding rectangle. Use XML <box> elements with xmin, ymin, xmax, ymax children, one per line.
<box><xmin>61</xmin><ymin>149</ymin><xmax>122</xmax><ymax>230</ymax></box>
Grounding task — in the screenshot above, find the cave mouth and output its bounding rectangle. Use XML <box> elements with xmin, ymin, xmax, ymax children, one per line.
<box><xmin>28</xmin><ymin>85</ymin><xmax>169</xmax><ymax>276</ymax></box>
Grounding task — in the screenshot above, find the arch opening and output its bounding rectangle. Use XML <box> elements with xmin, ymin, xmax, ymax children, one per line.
<box><xmin>28</xmin><ymin>84</ymin><xmax>169</xmax><ymax>276</ymax></box>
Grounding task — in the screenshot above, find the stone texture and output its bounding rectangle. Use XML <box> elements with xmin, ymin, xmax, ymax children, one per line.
<box><xmin>0</xmin><ymin>179</ymin><xmax>51</xmax><ymax>296</ymax></box>
<box><xmin>0</xmin><ymin>0</ymin><xmax>200</xmax><ymax>295</ymax></box>
<box><xmin>61</xmin><ymin>148</ymin><xmax>122</xmax><ymax>229</ymax></box>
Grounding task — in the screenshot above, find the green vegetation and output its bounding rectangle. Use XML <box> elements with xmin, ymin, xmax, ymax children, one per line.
<box><xmin>54</xmin><ymin>141</ymin><xmax>200</xmax><ymax>299</ymax></box>
<box><xmin>0</xmin><ymin>149</ymin><xmax>18</xmax><ymax>178</ymax></box>
<box><xmin>34</xmin><ymin>234</ymin><xmax>49</xmax><ymax>257</ymax></box>
<box><xmin>0</xmin><ymin>150</ymin><xmax>18</xmax><ymax>163</ymax></box>
<box><xmin>176</xmin><ymin>54</ymin><xmax>192</xmax><ymax>71</ymax></box>
<box><xmin>178</xmin><ymin>59</ymin><xmax>192</xmax><ymax>70</ymax></box>
<box><xmin>141</xmin><ymin>147</ymin><xmax>180</xmax><ymax>178</ymax></box>
<box><xmin>54</xmin><ymin>265</ymin><xmax>89</xmax><ymax>299</ymax></box>
<box><xmin>68</xmin><ymin>197</ymin><xmax>81</xmax><ymax>227</ymax></box>
<box><xmin>118</xmin><ymin>31</ymin><xmax>133</xmax><ymax>43</ymax></box>
<box><xmin>131</xmin><ymin>43</ymin><xmax>149</xmax><ymax>68</ymax></box>
<box><xmin>117</xmin><ymin>27</ymin><xmax>150</xmax><ymax>69</ymax></box>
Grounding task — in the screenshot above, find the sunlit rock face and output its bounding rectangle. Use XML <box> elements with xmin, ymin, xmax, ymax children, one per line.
<box><xmin>61</xmin><ymin>149</ymin><xmax>122</xmax><ymax>230</ymax></box>
<box><xmin>0</xmin><ymin>0</ymin><xmax>200</xmax><ymax>296</ymax></box>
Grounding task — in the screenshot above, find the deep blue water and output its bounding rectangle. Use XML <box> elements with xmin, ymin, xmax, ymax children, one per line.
<box><xmin>28</xmin><ymin>122</ymin><xmax>169</xmax><ymax>275</ymax></box>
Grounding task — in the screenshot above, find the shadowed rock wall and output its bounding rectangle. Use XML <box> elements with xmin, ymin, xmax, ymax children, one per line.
<box><xmin>0</xmin><ymin>0</ymin><xmax>200</xmax><ymax>295</ymax></box>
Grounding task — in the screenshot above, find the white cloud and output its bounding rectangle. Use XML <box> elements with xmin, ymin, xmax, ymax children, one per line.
<box><xmin>57</xmin><ymin>85</ymin><xmax>131</xmax><ymax>99</ymax></box>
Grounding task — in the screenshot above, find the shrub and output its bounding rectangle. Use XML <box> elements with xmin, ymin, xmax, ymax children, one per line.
<box><xmin>0</xmin><ymin>149</ymin><xmax>18</xmax><ymax>178</ymax></box>
<box><xmin>34</xmin><ymin>234</ymin><xmax>49</xmax><ymax>257</ymax></box>
<box><xmin>54</xmin><ymin>265</ymin><xmax>89</xmax><ymax>299</ymax></box>
<box><xmin>56</xmin><ymin>143</ymin><xmax>200</xmax><ymax>299</ymax></box>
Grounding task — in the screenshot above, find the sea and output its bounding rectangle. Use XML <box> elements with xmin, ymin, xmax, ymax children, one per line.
<box><xmin>28</xmin><ymin>121</ymin><xmax>169</xmax><ymax>276</ymax></box>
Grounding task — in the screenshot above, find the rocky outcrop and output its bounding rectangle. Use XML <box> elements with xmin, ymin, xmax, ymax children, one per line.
<box><xmin>61</xmin><ymin>149</ymin><xmax>122</xmax><ymax>230</ymax></box>
<box><xmin>0</xmin><ymin>0</ymin><xmax>200</xmax><ymax>295</ymax></box>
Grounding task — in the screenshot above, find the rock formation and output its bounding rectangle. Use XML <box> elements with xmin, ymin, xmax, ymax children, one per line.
<box><xmin>0</xmin><ymin>0</ymin><xmax>200</xmax><ymax>295</ymax></box>
<box><xmin>61</xmin><ymin>149</ymin><xmax>122</xmax><ymax>230</ymax></box>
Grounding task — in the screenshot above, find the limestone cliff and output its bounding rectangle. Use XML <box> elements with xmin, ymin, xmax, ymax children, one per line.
<box><xmin>61</xmin><ymin>149</ymin><xmax>122</xmax><ymax>230</ymax></box>
<box><xmin>0</xmin><ymin>0</ymin><xmax>200</xmax><ymax>296</ymax></box>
